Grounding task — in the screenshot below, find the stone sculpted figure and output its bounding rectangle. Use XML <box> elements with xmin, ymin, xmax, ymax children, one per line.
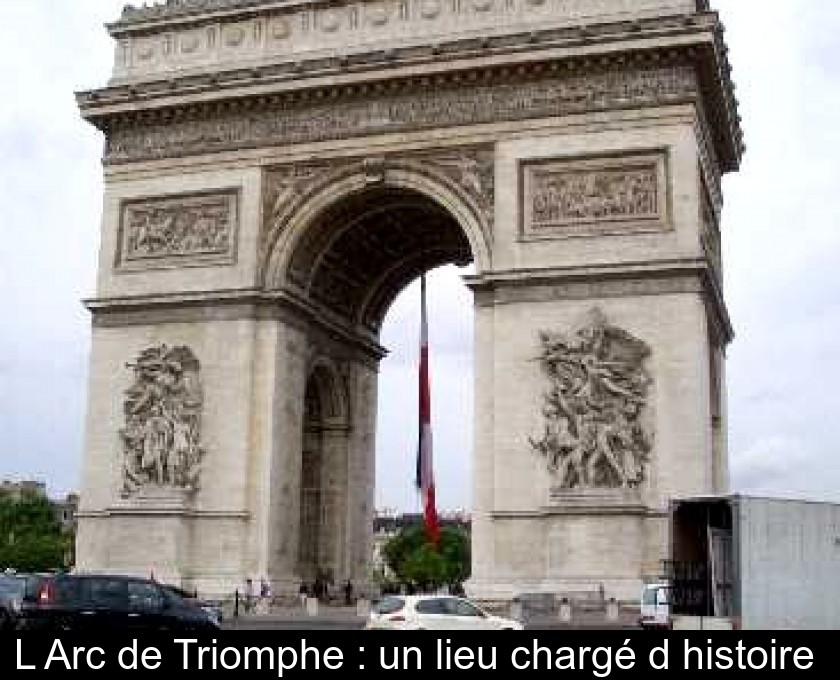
<box><xmin>530</xmin><ymin>309</ymin><xmax>652</xmax><ymax>491</ymax></box>
<box><xmin>120</xmin><ymin>345</ymin><xmax>205</xmax><ymax>495</ymax></box>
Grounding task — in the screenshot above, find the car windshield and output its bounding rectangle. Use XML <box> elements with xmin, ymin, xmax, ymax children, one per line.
<box><xmin>643</xmin><ymin>587</ymin><xmax>667</xmax><ymax>605</ymax></box>
<box><xmin>372</xmin><ymin>597</ymin><xmax>405</xmax><ymax>615</ymax></box>
<box><xmin>446</xmin><ymin>599</ymin><xmax>486</xmax><ymax>617</ymax></box>
<box><xmin>163</xmin><ymin>585</ymin><xmax>192</xmax><ymax>601</ymax></box>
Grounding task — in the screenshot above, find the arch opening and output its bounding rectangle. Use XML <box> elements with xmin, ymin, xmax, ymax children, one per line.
<box><xmin>375</xmin><ymin>265</ymin><xmax>475</xmax><ymax>518</ymax></box>
<box><xmin>298</xmin><ymin>362</ymin><xmax>350</xmax><ymax>586</ymax></box>
<box><xmin>279</xmin><ymin>181</ymin><xmax>478</xmax><ymax>593</ymax></box>
<box><xmin>281</xmin><ymin>183</ymin><xmax>477</xmax><ymax>333</ymax></box>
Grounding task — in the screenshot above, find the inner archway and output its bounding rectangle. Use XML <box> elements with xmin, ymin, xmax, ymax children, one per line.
<box><xmin>284</xmin><ymin>183</ymin><xmax>475</xmax><ymax>333</ymax></box>
<box><xmin>277</xmin><ymin>179</ymin><xmax>482</xmax><ymax>592</ymax></box>
<box><xmin>298</xmin><ymin>360</ymin><xmax>350</xmax><ymax>586</ymax></box>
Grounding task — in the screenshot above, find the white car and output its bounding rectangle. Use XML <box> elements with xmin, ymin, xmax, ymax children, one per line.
<box><xmin>639</xmin><ymin>582</ymin><xmax>671</xmax><ymax>629</ymax></box>
<box><xmin>366</xmin><ymin>595</ymin><xmax>524</xmax><ymax>630</ymax></box>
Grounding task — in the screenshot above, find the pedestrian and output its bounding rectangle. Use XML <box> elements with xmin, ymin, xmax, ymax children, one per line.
<box><xmin>344</xmin><ymin>579</ymin><xmax>353</xmax><ymax>605</ymax></box>
<box><xmin>245</xmin><ymin>578</ymin><xmax>254</xmax><ymax>613</ymax></box>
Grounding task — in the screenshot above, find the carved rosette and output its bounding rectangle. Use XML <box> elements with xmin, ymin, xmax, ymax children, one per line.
<box><xmin>120</xmin><ymin>345</ymin><xmax>205</xmax><ymax>496</ymax></box>
<box><xmin>530</xmin><ymin>309</ymin><xmax>653</xmax><ymax>491</ymax></box>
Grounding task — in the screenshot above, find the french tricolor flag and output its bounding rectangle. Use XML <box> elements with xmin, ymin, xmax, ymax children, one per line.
<box><xmin>416</xmin><ymin>274</ymin><xmax>440</xmax><ymax>546</ymax></box>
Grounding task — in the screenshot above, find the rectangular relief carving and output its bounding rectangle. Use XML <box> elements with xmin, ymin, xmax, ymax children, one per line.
<box><xmin>521</xmin><ymin>152</ymin><xmax>670</xmax><ymax>240</ymax></box>
<box><xmin>116</xmin><ymin>189</ymin><xmax>239</xmax><ymax>271</ymax></box>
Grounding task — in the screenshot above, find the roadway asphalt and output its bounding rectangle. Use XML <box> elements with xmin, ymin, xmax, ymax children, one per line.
<box><xmin>221</xmin><ymin>606</ymin><xmax>640</xmax><ymax>630</ymax></box>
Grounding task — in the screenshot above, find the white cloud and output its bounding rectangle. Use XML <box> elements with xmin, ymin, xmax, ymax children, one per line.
<box><xmin>731</xmin><ymin>434</ymin><xmax>840</xmax><ymax>503</ymax></box>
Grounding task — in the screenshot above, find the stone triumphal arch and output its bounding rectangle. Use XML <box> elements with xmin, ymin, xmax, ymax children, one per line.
<box><xmin>76</xmin><ymin>0</ymin><xmax>742</xmax><ymax>600</ymax></box>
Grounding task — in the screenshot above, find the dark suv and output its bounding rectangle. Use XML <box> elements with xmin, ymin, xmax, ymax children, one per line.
<box><xmin>16</xmin><ymin>574</ymin><xmax>220</xmax><ymax>631</ymax></box>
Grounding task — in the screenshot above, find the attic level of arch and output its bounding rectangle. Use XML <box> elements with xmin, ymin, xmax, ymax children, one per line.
<box><xmin>108</xmin><ymin>1</ymin><xmax>710</xmax><ymax>28</ymax></box>
<box><xmin>78</xmin><ymin>15</ymin><xmax>743</xmax><ymax>174</ymax></box>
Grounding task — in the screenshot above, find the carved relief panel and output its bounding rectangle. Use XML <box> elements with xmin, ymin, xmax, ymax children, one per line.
<box><xmin>520</xmin><ymin>152</ymin><xmax>670</xmax><ymax>240</ymax></box>
<box><xmin>530</xmin><ymin>309</ymin><xmax>653</xmax><ymax>492</ymax></box>
<box><xmin>116</xmin><ymin>189</ymin><xmax>239</xmax><ymax>271</ymax></box>
<box><xmin>120</xmin><ymin>345</ymin><xmax>205</xmax><ymax>497</ymax></box>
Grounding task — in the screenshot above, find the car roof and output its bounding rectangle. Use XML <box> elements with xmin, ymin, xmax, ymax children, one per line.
<box><xmin>50</xmin><ymin>574</ymin><xmax>161</xmax><ymax>585</ymax></box>
<box><xmin>398</xmin><ymin>595</ymin><xmax>484</xmax><ymax>605</ymax></box>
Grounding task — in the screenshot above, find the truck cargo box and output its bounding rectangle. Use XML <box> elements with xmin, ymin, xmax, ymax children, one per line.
<box><xmin>665</xmin><ymin>494</ymin><xmax>840</xmax><ymax>630</ymax></box>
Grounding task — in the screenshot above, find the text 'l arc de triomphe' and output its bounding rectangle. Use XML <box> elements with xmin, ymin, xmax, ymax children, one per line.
<box><xmin>75</xmin><ymin>0</ymin><xmax>743</xmax><ymax>600</ymax></box>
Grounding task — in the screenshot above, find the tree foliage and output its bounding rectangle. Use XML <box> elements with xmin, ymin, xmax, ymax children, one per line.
<box><xmin>382</xmin><ymin>524</ymin><xmax>470</xmax><ymax>592</ymax></box>
<box><xmin>0</xmin><ymin>494</ymin><xmax>70</xmax><ymax>572</ymax></box>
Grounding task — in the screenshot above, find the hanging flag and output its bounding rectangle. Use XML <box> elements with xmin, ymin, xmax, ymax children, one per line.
<box><xmin>416</xmin><ymin>274</ymin><xmax>440</xmax><ymax>546</ymax></box>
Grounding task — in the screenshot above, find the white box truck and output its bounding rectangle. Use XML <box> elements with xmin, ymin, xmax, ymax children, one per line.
<box><xmin>653</xmin><ymin>494</ymin><xmax>840</xmax><ymax>630</ymax></box>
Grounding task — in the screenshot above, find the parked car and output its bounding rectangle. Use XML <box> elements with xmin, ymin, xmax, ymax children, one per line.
<box><xmin>639</xmin><ymin>582</ymin><xmax>671</xmax><ymax>630</ymax></box>
<box><xmin>15</xmin><ymin>574</ymin><xmax>220</xmax><ymax>631</ymax></box>
<box><xmin>161</xmin><ymin>584</ymin><xmax>224</xmax><ymax>626</ymax></box>
<box><xmin>0</xmin><ymin>573</ymin><xmax>29</xmax><ymax>630</ymax></box>
<box><xmin>366</xmin><ymin>595</ymin><xmax>524</xmax><ymax>630</ymax></box>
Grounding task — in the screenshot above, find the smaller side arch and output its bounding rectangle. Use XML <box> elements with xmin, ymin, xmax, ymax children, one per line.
<box><xmin>305</xmin><ymin>357</ymin><xmax>350</xmax><ymax>430</ymax></box>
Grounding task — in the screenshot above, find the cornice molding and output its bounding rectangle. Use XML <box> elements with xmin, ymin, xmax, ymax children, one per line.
<box><xmin>111</xmin><ymin>0</ymin><xmax>710</xmax><ymax>34</ymax></box>
<box><xmin>85</xmin><ymin>287</ymin><xmax>388</xmax><ymax>362</ymax></box>
<box><xmin>78</xmin><ymin>42</ymin><xmax>741</xmax><ymax>173</ymax></box>
<box><xmin>78</xmin><ymin>12</ymin><xmax>744</xmax><ymax>172</ymax></box>
<box><xmin>467</xmin><ymin>257</ymin><xmax>734</xmax><ymax>343</ymax></box>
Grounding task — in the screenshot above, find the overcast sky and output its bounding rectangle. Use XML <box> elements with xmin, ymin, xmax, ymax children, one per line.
<box><xmin>1</xmin><ymin>1</ymin><xmax>838</xmax><ymax>513</ymax></box>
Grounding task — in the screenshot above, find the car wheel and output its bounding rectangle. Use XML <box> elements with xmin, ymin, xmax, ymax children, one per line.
<box><xmin>0</xmin><ymin>610</ymin><xmax>12</xmax><ymax>631</ymax></box>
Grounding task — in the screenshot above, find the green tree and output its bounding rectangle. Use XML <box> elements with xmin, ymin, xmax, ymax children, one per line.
<box><xmin>382</xmin><ymin>524</ymin><xmax>470</xmax><ymax>592</ymax></box>
<box><xmin>0</xmin><ymin>494</ymin><xmax>70</xmax><ymax>572</ymax></box>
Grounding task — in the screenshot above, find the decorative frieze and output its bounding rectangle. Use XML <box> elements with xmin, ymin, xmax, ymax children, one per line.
<box><xmin>116</xmin><ymin>190</ymin><xmax>239</xmax><ymax>271</ymax></box>
<box><xmin>106</xmin><ymin>65</ymin><xmax>698</xmax><ymax>164</ymax></box>
<box><xmin>120</xmin><ymin>345</ymin><xmax>205</xmax><ymax>496</ymax></box>
<box><xmin>530</xmin><ymin>309</ymin><xmax>653</xmax><ymax>491</ymax></box>
<box><xmin>521</xmin><ymin>152</ymin><xmax>669</xmax><ymax>240</ymax></box>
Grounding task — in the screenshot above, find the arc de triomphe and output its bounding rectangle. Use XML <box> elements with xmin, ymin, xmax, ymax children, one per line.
<box><xmin>75</xmin><ymin>0</ymin><xmax>742</xmax><ymax>600</ymax></box>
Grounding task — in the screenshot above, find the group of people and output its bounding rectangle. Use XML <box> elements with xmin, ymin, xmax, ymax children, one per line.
<box><xmin>298</xmin><ymin>577</ymin><xmax>356</xmax><ymax>605</ymax></box>
<box><xmin>242</xmin><ymin>577</ymin><xmax>272</xmax><ymax>612</ymax></box>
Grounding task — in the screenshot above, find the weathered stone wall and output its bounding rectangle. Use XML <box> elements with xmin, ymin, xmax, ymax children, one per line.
<box><xmin>75</xmin><ymin>0</ymin><xmax>740</xmax><ymax>600</ymax></box>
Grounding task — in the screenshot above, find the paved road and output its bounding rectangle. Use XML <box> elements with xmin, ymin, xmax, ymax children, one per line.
<box><xmin>221</xmin><ymin>607</ymin><xmax>639</xmax><ymax>631</ymax></box>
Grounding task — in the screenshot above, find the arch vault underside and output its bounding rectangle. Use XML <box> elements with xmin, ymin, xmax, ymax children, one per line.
<box><xmin>75</xmin><ymin>0</ymin><xmax>743</xmax><ymax>601</ymax></box>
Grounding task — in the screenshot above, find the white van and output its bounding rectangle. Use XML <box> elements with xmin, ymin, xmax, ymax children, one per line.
<box><xmin>639</xmin><ymin>582</ymin><xmax>671</xmax><ymax>629</ymax></box>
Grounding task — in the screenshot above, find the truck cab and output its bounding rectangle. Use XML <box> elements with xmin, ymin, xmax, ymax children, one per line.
<box><xmin>639</xmin><ymin>582</ymin><xmax>671</xmax><ymax>629</ymax></box>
